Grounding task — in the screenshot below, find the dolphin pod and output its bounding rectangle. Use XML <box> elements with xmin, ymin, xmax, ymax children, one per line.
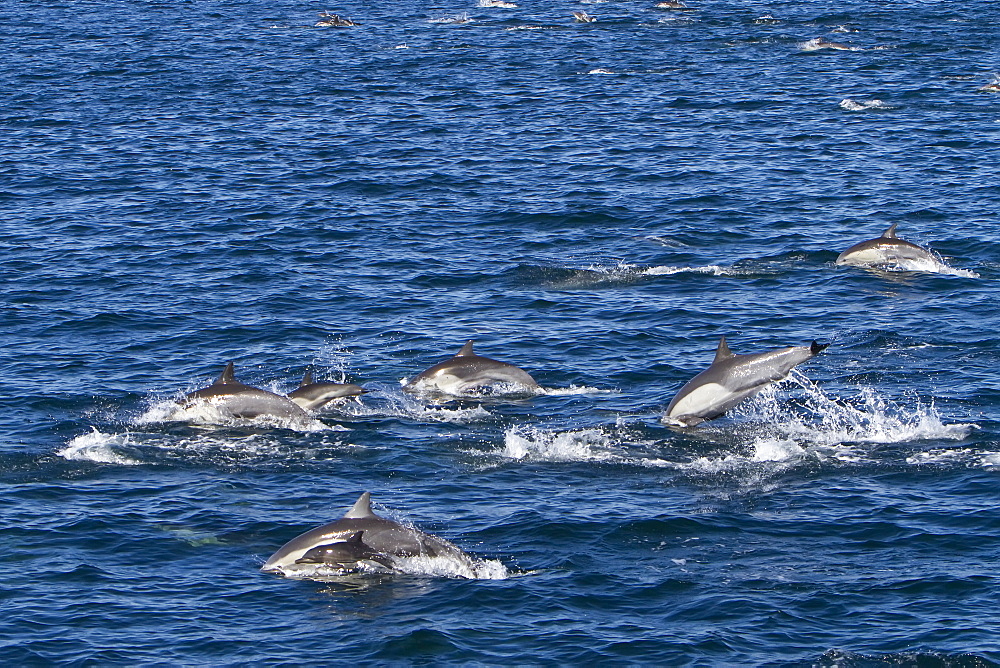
<box><xmin>261</xmin><ymin>492</ymin><xmax>475</xmax><ymax>577</ymax></box>
<box><xmin>183</xmin><ymin>363</ymin><xmax>363</xmax><ymax>418</ymax></box>
<box><xmin>184</xmin><ymin>362</ymin><xmax>309</xmax><ymax>420</ymax></box>
<box><xmin>665</xmin><ymin>337</ymin><xmax>829</xmax><ymax>427</ymax></box>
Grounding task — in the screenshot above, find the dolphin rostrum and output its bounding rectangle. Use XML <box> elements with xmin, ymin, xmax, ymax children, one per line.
<box><xmin>404</xmin><ymin>340</ymin><xmax>540</xmax><ymax>395</ymax></box>
<box><xmin>836</xmin><ymin>224</ymin><xmax>937</xmax><ymax>268</ymax></box>
<box><xmin>184</xmin><ymin>362</ymin><xmax>308</xmax><ymax>420</ymax></box>
<box><xmin>664</xmin><ymin>337</ymin><xmax>829</xmax><ymax>427</ymax></box>
<box><xmin>286</xmin><ymin>369</ymin><xmax>366</xmax><ymax>411</ymax></box>
<box><xmin>261</xmin><ymin>492</ymin><xmax>475</xmax><ymax>577</ymax></box>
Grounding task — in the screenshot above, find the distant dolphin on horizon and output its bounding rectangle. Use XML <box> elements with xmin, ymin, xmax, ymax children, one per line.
<box><xmin>261</xmin><ymin>492</ymin><xmax>475</xmax><ymax>577</ymax></box>
<box><xmin>184</xmin><ymin>362</ymin><xmax>309</xmax><ymax>420</ymax></box>
<box><xmin>287</xmin><ymin>369</ymin><xmax>366</xmax><ymax>411</ymax></box>
<box><xmin>403</xmin><ymin>340</ymin><xmax>541</xmax><ymax>396</ymax></box>
<box><xmin>315</xmin><ymin>12</ymin><xmax>359</xmax><ymax>27</ymax></box>
<box><xmin>835</xmin><ymin>223</ymin><xmax>938</xmax><ymax>269</ymax></box>
<box><xmin>664</xmin><ymin>337</ymin><xmax>829</xmax><ymax>427</ymax></box>
<box><xmin>799</xmin><ymin>37</ymin><xmax>852</xmax><ymax>51</ymax></box>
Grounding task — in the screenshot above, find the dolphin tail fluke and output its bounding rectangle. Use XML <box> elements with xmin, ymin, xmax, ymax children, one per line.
<box><xmin>217</xmin><ymin>362</ymin><xmax>236</xmax><ymax>385</ymax></box>
<box><xmin>810</xmin><ymin>341</ymin><xmax>830</xmax><ymax>355</ymax></box>
<box><xmin>881</xmin><ymin>223</ymin><xmax>898</xmax><ymax>239</ymax></box>
<box><xmin>343</xmin><ymin>492</ymin><xmax>375</xmax><ymax>519</ymax></box>
<box><xmin>456</xmin><ymin>340</ymin><xmax>475</xmax><ymax>357</ymax></box>
<box><xmin>300</xmin><ymin>369</ymin><xmax>314</xmax><ymax>387</ymax></box>
<box><xmin>713</xmin><ymin>336</ymin><xmax>734</xmax><ymax>362</ymax></box>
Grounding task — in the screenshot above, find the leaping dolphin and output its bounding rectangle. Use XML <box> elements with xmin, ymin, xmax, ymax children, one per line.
<box><xmin>664</xmin><ymin>337</ymin><xmax>829</xmax><ymax>427</ymax></box>
<box><xmin>404</xmin><ymin>340</ymin><xmax>540</xmax><ymax>395</ymax></box>
<box><xmin>184</xmin><ymin>362</ymin><xmax>308</xmax><ymax>419</ymax></box>
<box><xmin>261</xmin><ymin>492</ymin><xmax>474</xmax><ymax>577</ymax></box>
<box><xmin>836</xmin><ymin>224</ymin><xmax>938</xmax><ymax>269</ymax></box>
<box><xmin>286</xmin><ymin>369</ymin><xmax>366</xmax><ymax>411</ymax></box>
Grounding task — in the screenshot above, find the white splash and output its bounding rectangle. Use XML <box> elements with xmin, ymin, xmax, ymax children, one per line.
<box><xmin>393</xmin><ymin>554</ymin><xmax>510</xmax><ymax>580</ymax></box>
<box><xmin>739</xmin><ymin>371</ymin><xmax>974</xmax><ymax>448</ymax></box>
<box><xmin>336</xmin><ymin>390</ymin><xmax>492</xmax><ymax>423</ymax></box>
<box><xmin>58</xmin><ymin>429</ymin><xmax>143</xmax><ymax>465</ymax></box>
<box><xmin>479</xmin><ymin>0</ymin><xmax>517</xmax><ymax>7</ymax></box>
<box><xmin>886</xmin><ymin>256</ymin><xmax>979</xmax><ymax>278</ymax></box>
<box><xmin>429</xmin><ymin>13</ymin><xmax>473</xmax><ymax>24</ymax></box>
<box><xmin>501</xmin><ymin>426</ymin><xmax>619</xmax><ymax>462</ymax></box>
<box><xmin>539</xmin><ymin>385</ymin><xmax>618</xmax><ymax>396</ymax></box>
<box><xmin>839</xmin><ymin>98</ymin><xmax>894</xmax><ymax>111</ymax></box>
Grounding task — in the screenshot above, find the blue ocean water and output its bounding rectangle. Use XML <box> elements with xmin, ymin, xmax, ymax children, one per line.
<box><xmin>2</xmin><ymin>0</ymin><xmax>1000</xmax><ymax>664</ymax></box>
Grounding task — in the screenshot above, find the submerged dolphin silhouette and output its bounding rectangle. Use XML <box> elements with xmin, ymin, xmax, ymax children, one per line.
<box><xmin>286</xmin><ymin>369</ymin><xmax>366</xmax><ymax>411</ymax></box>
<box><xmin>836</xmin><ymin>224</ymin><xmax>937</xmax><ymax>268</ymax></box>
<box><xmin>404</xmin><ymin>340</ymin><xmax>540</xmax><ymax>395</ymax></box>
<box><xmin>665</xmin><ymin>337</ymin><xmax>829</xmax><ymax>427</ymax></box>
<box><xmin>261</xmin><ymin>492</ymin><xmax>474</xmax><ymax>577</ymax></box>
<box><xmin>185</xmin><ymin>362</ymin><xmax>308</xmax><ymax>419</ymax></box>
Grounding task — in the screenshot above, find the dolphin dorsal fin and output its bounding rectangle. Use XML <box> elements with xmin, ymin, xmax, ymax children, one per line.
<box><xmin>881</xmin><ymin>223</ymin><xmax>898</xmax><ymax>239</ymax></box>
<box><xmin>300</xmin><ymin>369</ymin><xmax>313</xmax><ymax>387</ymax></box>
<box><xmin>345</xmin><ymin>531</ymin><xmax>365</xmax><ymax>544</ymax></box>
<box><xmin>713</xmin><ymin>336</ymin><xmax>734</xmax><ymax>363</ymax></box>
<box><xmin>456</xmin><ymin>340</ymin><xmax>475</xmax><ymax>357</ymax></box>
<box><xmin>343</xmin><ymin>492</ymin><xmax>376</xmax><ymax>519</ymax></box>
<box><xmin>216</xmin><ymin>362</ymin><xmax>236</xmax><ymax>385</ymax></box>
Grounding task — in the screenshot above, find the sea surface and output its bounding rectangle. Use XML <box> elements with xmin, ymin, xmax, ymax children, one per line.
<box><xmin>2</xmin><ymin>0</ymin><xmax>1000</xmax><ymax>664</ymax></box>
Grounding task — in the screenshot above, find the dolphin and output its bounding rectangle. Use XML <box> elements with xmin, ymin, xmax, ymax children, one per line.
<box><xmin>664</xmin><ymin>337</ymin><xmax>829</xmax><ymax>427</ymax></box>
<box><xmin>403</xmin><ymin>340</ymin><xmax>540</xmax><ymax>395</ymax></box>
<box><xmin>261</xmin><ymin>492</ymin><xmax>474</xmax><ymax>577</ymax></box>
<box><xmin>292</xmin><ymin>531</ymin><xmax>394</xmax><ymax>573</ymax></box>
<box><xmin>572</xmin><ymin>11</ymin><xmax>596</xmax><ymax>22</ymax></box>
<box><xmin>184</xmin><ymin>362</ymin><xmax>309</xmax><ymax>420</ymax></box>
<box><xmin>315</xmin><ymin>12</ymin><xmax>359</xmax><ymax>27</ymax></box>
<box><xmin>286</xmin><ymin>369</ymin><xmax>366</xmax><ymax>411</ymax></box>
<box><xmin>835</xmin><ymin>223</ymin><xmax>938</xmax><ymax>268</ymax></box>
<box><xmin>800</xmin><ymin>37</ymin><xmax>852</xmax><ymax>51</ymax></box>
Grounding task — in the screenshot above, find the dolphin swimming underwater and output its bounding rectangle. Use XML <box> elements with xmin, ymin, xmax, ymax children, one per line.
<box><xmin>404</xmin><ymin>340</ymin><xmax>540</xmax><ymax>395</ymax></box>
<box><xmin>286</xmin><ymin>369</ymin><xmax>366</xmax><ymax>411</ymax></box>
<box><xmin>261</xmin><ymin>492</ymin><xmax>474</xmax><ymax>577</ymax></box>
<box><xmin>835</xmin><ymin>223</ymin><xmax>938</xmax><ymax>269</ymax></box>
<box><xmin>664</xmin><ymin>337</ymin><xmax>829</xmax><ymax>427</ymax></box>
<box><xmin>184</xmin><ymin>362</ymin><xmax>308</xmax><ymax>419</ymax></box>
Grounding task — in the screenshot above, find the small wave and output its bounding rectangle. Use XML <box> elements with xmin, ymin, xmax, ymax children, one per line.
<box><xmin>587</xmin><ymin>68</ymin><xmax>615</xmax><ymax>75</ymax></box>
<box><xmin>539</xmin><ymin>385</ymin><xmax>617</xmax><ymax>396</ymax></box>
<box><xmin>549</xmin><ymin>261</ymin><xmax>733</xmax><ymax>288</ymax></box>
<box><xmin>752</xmin><ymin>14</ymin><xmax>779</xmax><ymax>25</ymax></box>
<box><xmin>503</xmin><ymin>25</ymin><xmax>543</xmax><ymax>31</ymax></box>
<box><xmin>839</xmin><ymin>98</ymin><xmax>895</xmax><ymax>112</ymax></box>
<box><xmin>58</xmin><ymin>429</ymin><xmax>143</xmax><ymax>465</ymax></box>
